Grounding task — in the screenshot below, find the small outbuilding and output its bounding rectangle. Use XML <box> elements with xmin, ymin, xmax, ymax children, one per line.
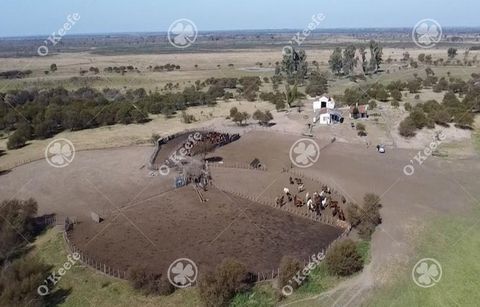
<box><xmin>350</xmin><ymin>104</ymin><xmax>368</xmax><ymax>119</ymax></box>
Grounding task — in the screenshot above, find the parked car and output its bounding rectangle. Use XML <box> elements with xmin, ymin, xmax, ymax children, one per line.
<box><xmin>376</xmin><ymin>144</ymin><xmax>385</xmax><ymax>153</ymax></box>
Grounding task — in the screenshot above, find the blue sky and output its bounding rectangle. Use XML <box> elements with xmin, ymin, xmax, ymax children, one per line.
<box><xmin>0</xmin><ymin>0</ymin><xmax>479</xmax><ymax>37</ymax></box>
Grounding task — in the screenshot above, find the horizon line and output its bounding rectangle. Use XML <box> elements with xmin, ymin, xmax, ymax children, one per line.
<box><xmin>1</xmin><ymin>25</ymin><xmax>480</xmax><ymax>40</ymax></box>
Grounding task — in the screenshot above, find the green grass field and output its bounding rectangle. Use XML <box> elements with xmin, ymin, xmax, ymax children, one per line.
<box><xmin>367</xmin><ymin>129</ymin><xmax>480</xmax><ymax>306</ymax></box>
<box><xmin>367</xmin><ymin>208</ymin><xmax>480</xmax><ymax>306</ymax></box>
<box><xmin>31</xmin><ymin>230</ymin><xmax>201</xmax><ymax>307</ymax></box>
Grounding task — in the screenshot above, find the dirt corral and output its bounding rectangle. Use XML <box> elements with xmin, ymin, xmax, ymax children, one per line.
<box><xmin>69</xmin><ymin>185</ymin><xmax>342</xmax><ymax>276</ymax></box>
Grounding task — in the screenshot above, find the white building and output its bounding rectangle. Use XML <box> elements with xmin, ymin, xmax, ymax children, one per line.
<box><xmin>313</xmin><ymin>96</ymin><xmax>335</xmax><ymax>112</ymax></box>
<box><xmin>312</xmin><ymin>96</ymin><xmax>343</xmax><ymax>125</ymax></box>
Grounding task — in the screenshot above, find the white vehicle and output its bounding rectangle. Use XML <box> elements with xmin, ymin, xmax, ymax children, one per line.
<box><xmin>377</xmin><ymin>144</ymin><xmax>386</xmax><ymax>153</ymax></box>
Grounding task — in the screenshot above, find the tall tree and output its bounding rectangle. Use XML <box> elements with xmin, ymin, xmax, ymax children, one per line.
<box><xmin>328</xmin><ymin>47</ymin><xmax>343</xmax><ymax>75</ymax></box>
<box><xmin>369</xmin><ymin>40</ymin><xmax>383</xmax><ymax>73</ymax></box>
<box><xmin>359</xmin><ymin>46</ymin><xmax>368</xmax><ymax>74</ymax></box>
<box><xmin>342</xmin><ymin>45</ymin><xmax>357</xmax><ymax>76</ymax></box>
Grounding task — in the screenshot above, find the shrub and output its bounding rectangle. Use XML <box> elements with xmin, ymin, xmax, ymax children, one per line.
<box><xmin>181</xmin><ymin>111</ymin><xmax>197</xmax><ymax>124</ymax></box>
<box><xmin>0</xmin><ymin>198</ymin><xmax>38</xmax><ymax>262</ymax></box>
<box><xmin>346</xmin><ymin>203</ymin><xmax>362</xmax><ymax>227</ymax></box>
<box><xmin>0</xmin><ymin>257</ymin><xmax>51</xmax><ymax>307</ymax></box>
<box><xmin>198</xmin><ymin>258</ymin><xmax>250</xmax><ymax>307</ymax></box>
<box><xmin>229</xmin><ymin>107</ymin><xmax>238</xmax><ymax>118</ymax></box>
<box><xmin>399</xmin><ymin>117</ymin><xmax>417</xmax><ymax>137</ymax></box>
<box><xmin>407</xmin><ymin>79</ymin><xmax>422</xmax><ymax>93</ymax></box>
<box><xmin>376</xmin><ymin>88</ymin><xmax>389</xmax><ymax>102</ymax></box>
<box><xmin>127</xmin><ymin>266</ymin><xmax>174</xmax><ymax>296</ymax></box>
<box><xmin>252</xmin><ymin>110</ymin><xmax>273</xmax><ymax>126</ymax></box>
<box><xmin>346</xmin><ymin>194</ymin><xmax>382</xmax><ymax>240</ymax></box>
<box><xmin>390</xmin><ymin>89</ymin><xmax>402</xmax><ymax>101</ymax></box>
<box><xmin>277</xmin><ymin>256</ymin><xmax>302</xmax><ymax>290</ymax></box>
<box><xmin>390</xmin><ymin>100</ymin><xmax>400</xmax><ymax>108</ymax></box>
<box><xmin>356</xmin><ymin>123</ymin><xmax>367</xmax><ymax>136</ymax></box>
<box><xmin>404</xmin><ymin>102</ymin><xmax>412</xmax><ymax>111</ymax></box>
<box><xmin>326</xmin><ymin>239</ymin><xmax>363</xmax><ymax>276</ymax></box>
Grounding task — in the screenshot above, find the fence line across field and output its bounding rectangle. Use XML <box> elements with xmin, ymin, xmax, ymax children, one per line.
<box><xmin>38</xmin><ymin>209</ymin><xmax>350</xmax><ymax>285</ymax></box>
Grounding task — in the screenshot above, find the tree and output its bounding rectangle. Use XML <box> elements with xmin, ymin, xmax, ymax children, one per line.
<box><xmin>447</xmin><ymin>48</ymin><xmax>458</xmax><ymax>59</ymax></box>
<box><xmin>407</xmin><ymin>79</ymin><xmax>422</xmax><ymax>93</ymax></box>
<box><xmin>232</xmin><ymin>111</ymin><xmax>249</xmax><ymax>126</ymax></box>
<box><xmin>50</xmin><ymin>63</ymin><xmax>57</xmax><ymax>72</ymax></box>
<box><xmin>286</xmin><ymin>84</ymin><xmax>304</xmax><ymax>108</ymax></box>
<box><xmin>398</xmin><ymin>117</ymin><xmax>417</xmax><ymax>137</ymax></box>
<box><xmin>368</xmin><ymin>40</ymin><xmax>383</xmax><ymax>73</ymax></box>
<box><xmin>198</xmin><ymin>259</ymin><xmax>250</xmax><ymax>307</ymax></box>
<box><xmin>359</xmin><ymin>46</ymin><xmax>368</xmax><ymax>74</ymax></box>
<box><xmin>280</xmin><ymin>47</ymin><xmax>308</xmax><ymax>84</ymax></box>
<box><xmin>7</xmin><ymin>123</ymin><xmax>31</xmax><ymax>149</ymax></box>
<box><xmin>329</xmin><ymin>47</ymin><xmax>343</xmax><ymax>75</ymax></box>
<box><xmin>425</xmin><ymin>67</ymin><xmax>435</xmax><ymax>77</ymax></box>
<box><xmin>0</xmin><ymin>257</ymin><xmax>51</xmax><ymax>307</ymax></box>
<box><xmin>305</xmin><ymin>71</ymin><xmax>328</xmax><ymax>97</ymax></box>
<box><xmin>376</xmin><ymin>88</ymin><xmax>389</xmax><ymax>102</ymax></box>
<box><xmin>0</xmin><ymin>198</ymin><xmax>38</xmax><ymax>262</ymax></box>
<box><xmin>252</xmin><ymin>110</ymin><xmax>273</xmax><ymax>126</ymax></box>
<box><xmin>342</xmin><ymin>45</ymin><xmax>357</xmax><ymax>76</ymax></box>
<box><xmin>418</xmin><ymin>53</ymin><xmax>426</xmax><ymax>63</ymax></box>
<box><xmin>326</xmin><ymin>240</ymin><xmax>363</xmax><ymax>276</ymax></box>
<box><xmin>229</xmin><ymin>107</ymin><xmax>238</xmax><ymax>118</ymax></box>
<box><xmin>390</xmin><ymin>89</ymin><xmax>402</xmax><ymax>101</ymax></box>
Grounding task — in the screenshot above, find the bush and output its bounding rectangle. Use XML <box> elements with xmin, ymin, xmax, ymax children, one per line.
<box><xmin>390</xmin><ymin>100</ymin><xmax>400</xmax><ymax>108</ymax></box>
<box><xmin>277</xmin><ymin>256</ymin><xmax>302</xmax><ymax>290</ymax></box>
<box><xmin>127</xmin><ymin>266</ymin><xmax>174</xmax><ymax>296</ymax></box>
<box><xmin>404</xmin><ymin>102</ymin><xmax>412</xmax><ymax>111</ymax></box>
<box><xmin>229</xmin><ymin>107</ymin><xmax>238</xmax><ymax>118</ymax></box>
<box><xmin>199</xmin><ymin>258</ymin><xmax>250</xmax><ymax>307</ymax></box>
<box><xmin>356</xmin><ymin>123</ymin><xmax>367</xmax><ymax>136</ymax></box>
<box><xmin>181</xmin><ymin>111</ymin><xmax>197</xmax><ymax>124</ymax></box>
<box><xmin>346</xmin><ymin>194</ymin><xmax>382</xmax><ymax>240</ymax></box>
<box><xmin>0</xmin><ymin>257</ymin><xmax>51</xmax><ymax>307</ymax></box>
<box><xmin>398</xmin><ymin>117</ymin><xmax>417</xmax><ymax>137</ymax></box>
<box><xmin>407</xmin><ymin>79</ymin><xmax>422</xmax><ymax>93</ymax></box>
<box><xmin>390</xmin><ymin>89</ymin><xmax>402</xmax><ymax>101</ymax></box>
<box><xmin>326</xmin><ymin>239</ymin><xmax>363</xmax><ymax>276</ymax></box>
<box><xmin>252</xmin><ymin>110</ymin><xmax>273</xmax><ymax>126</ymax></box>
<box><xmin>376</xmin><ymin>88</ymin><xmax>389</xmax><ymax>102</ymax></box>
<box><xmin>0</xmin><ymin>198</ymin><xmax>38</xmax><ymax>262</ymax></box>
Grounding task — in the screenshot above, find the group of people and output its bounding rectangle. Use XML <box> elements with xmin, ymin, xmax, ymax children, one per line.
<box><xmin>275</xmin><ymin>177</ymin><xmax>346</xmax><ymax>221</ymax></box>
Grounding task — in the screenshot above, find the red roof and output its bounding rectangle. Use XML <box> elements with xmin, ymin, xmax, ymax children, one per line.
<box><xmin>350</xmin><ymin>105</ymin><xmax>368</xmax><ymax>114</ymax></box>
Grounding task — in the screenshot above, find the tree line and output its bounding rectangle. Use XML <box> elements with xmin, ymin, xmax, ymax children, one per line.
<box><xmin>328</xmin><ymin>40</ymin><xmax>383</xmax><ymax>76</ymax></box>
<box><xmin>0</xmin><ymin>76</ymin><xmax>279</xmax><ymax>150</ymax></box>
